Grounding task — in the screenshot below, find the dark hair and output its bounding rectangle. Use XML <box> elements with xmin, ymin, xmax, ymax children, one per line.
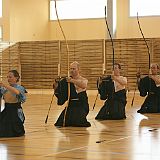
<box><xmin>9</xmin><ymin>70</ymin><xmax>20</xmax><ymax>82</ymax></box>
<box><xmin>114</xmin><ymin>63</ymin><xmax>121</xmax><ymax>69</ymax></box>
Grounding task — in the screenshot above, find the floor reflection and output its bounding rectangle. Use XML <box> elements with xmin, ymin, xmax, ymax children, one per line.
<box><xmin>0</xmin><ymin>144</ymin><xmax>8</xmax><ymax>160</ymax></box>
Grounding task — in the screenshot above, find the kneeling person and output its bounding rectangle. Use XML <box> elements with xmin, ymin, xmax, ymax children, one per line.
<box><xmin>95</xmin><ymin>63</ymin><xmax>127</xmax><ymax>120</ymax></box>
<box><xmin>54</xmin><ymin>61</ymin><xmax>91</xmax><ymax>127</ymax></box>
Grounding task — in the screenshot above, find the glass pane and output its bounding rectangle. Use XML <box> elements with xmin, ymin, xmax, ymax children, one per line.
<box><xmin>50</xmin><ymin>0</ymin><xmax>107</xmax><ymax>20</ymax></box>
<box><xmin>130</xmin><ymin>0</ymin><xmax>160</xmax><ymax>17</ymax></box>
<box><xmin>0</xmin><ymin>0</ymin><xmax>2</xmax><ymax>17</ymax></box>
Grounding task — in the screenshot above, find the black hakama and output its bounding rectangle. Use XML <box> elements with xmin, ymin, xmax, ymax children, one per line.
<box><xmin>0</xmin><ymin>103</ymin><xmax>25</xmax><ymax>138</ymax></box>
<box><xmin>137</xmin><ymin>76</ymin><xmax>160</xmax><ymax>113</ymax></box>
<box><xmin>95</xmin><ymin>89</ymin><xmax>127</xmax><ymax>120</ymax></box>
<box><xmin>55</xmin><ymin>91</ymin><xmax>91</xmax><ymax>127</ymax></box>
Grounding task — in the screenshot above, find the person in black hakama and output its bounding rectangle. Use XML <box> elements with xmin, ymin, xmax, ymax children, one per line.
<box><xmin>137</xmin><ymin>63</ymin><xmax>160</xmax><ymax>113</ymax></box>
<box><xmin>54</xmin><ymin>61</ymin><xmax>91</xmax><ymax>127</ymax></box>
<box><xmin>95</xmin><ymin>63</ymin><xmax>127</xmax><ymax>120</ymax></box>
<box><xmin>0</xmin><ymin>70</ymin><xmax>26</xmax><ymax>138</ymax></box>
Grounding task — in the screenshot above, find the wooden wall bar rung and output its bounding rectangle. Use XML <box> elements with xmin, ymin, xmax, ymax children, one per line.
<box><xmin>1</xmin><ymin>38</ymin><xmax>160</xmax><ymax>89</ymax></box>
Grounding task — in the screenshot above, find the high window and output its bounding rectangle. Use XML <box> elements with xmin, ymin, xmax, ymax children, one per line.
<box><xmin>0</xmin><ymin>0</ymin><xmax>2</xmax><ymax>17</ymax></box>
<box><xmin>130</xmin><ymin>0</ymin><xmax>160</xmax><ymax>17</ymax></box>
<box><xmin>50</xmin><ymin>0</ymin><xmax>107</xmax><ymax>20</ymax></box>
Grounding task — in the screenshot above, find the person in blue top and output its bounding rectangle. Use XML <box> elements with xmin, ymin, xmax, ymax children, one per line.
<box><xmin>0</xmin><ymin>70</ymin><xmax>26</xmax><ymax>138</ymax></box>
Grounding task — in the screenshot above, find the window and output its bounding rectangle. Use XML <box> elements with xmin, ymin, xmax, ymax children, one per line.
<box><xmin>50</xmin><ymin>0</ymin><xmax>107</xmax><ymax>20</ymax></box>
<box><xmin>0</xmin><ymin>0</ymin><xmax>2</xmax><ymax>17</ymax></box>
<box><xmin>0</xmin><ymin>26</ymin><xmax>2</xmax><ymax>41</ymax></box>
<box><xmin>130</xmin><ymin>0</ymin><xmax>160</xmax><ymax>17</ymax></box>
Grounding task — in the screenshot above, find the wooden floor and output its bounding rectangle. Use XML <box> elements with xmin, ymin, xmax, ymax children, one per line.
<box><xmin>1</xmin><ymin>90</ymin><xmax>160</xmax><ymax>160</ymax></box>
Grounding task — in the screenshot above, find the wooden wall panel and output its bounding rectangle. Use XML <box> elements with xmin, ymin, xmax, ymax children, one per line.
<box><xmin>59</xmin><ymin>40</ymin><xmax>103</xmax><ymax>89</ymax></box>
<box><xmin>152</xmin><ymin>39</ymin><xmax>160</xmax><ymax>65</ymax></box>
<box><xmin>20</xmin><ymin>41</ymin><xmax>59</xmax><ymax>89</ymax></box>
<box><xmin>105</xmin><ymin>38</ymin><xmax>152</xmax><ymax>90</ymax></box>
<box><xmin>0</xmin><ymin>42</ymin><xmax>20</xmax><ymax>83</ymax></box>
<box><xmin>1</xmin><ymin>38</ymin><xmax>160</xmax><ymax>90</ymax></box>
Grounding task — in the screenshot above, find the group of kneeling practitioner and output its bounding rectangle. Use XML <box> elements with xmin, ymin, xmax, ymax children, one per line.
<box><xmin>0</xmin><ymin>62</ymin><xmax>160</xmax><ymax>138</ymax></box>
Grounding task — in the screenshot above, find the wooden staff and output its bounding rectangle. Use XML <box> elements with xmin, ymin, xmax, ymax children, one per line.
<box><xmin>131</xmin><ymin>12</ymin><xmax>151</xmax><ymax>106</ymax></box>
<box><xmin>54</xmin><ymin>0</ymin><xmax>70</xmax><ymax>127</ymax></box>
<box><xmin>93</xmin><ymin>6</ymin><xmax>115</xmax><ymax>109</ymax></box>
<box><xmin>137</xmin><ymin>12</ymin><xmax>151</xmax><ymax>71</ymax></box>
<box><xmin>104</xmin><ymin>6</ymin><xmax>114</xmax><ymax>70</ymax></box>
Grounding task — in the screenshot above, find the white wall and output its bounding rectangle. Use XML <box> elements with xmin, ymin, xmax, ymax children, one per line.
<box><xmin>2</xmin><ymin>0</ymin><xmax>160</xmax><ymax>41</ymax></box>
